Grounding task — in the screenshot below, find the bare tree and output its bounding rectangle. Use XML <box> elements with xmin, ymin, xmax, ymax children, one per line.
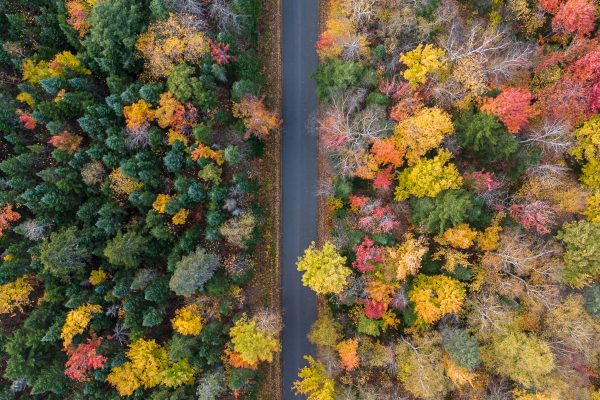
<box><xmin>521</xmin><ymin>119</ymin><xmax>574</xmax><ymax>156</ymax></box>
<box><xmin>165</xmin><ymin>0</ymin><xmax>206</xmax><ymax>16</ymax></box>
<box><xmin>124</xmin><ymin>127</ymin><xmax>150</xmax><ymax>150</ymax></box>
<box><xmin>346</xmin><ymin>0</ymin><xmax>378</xmax><ymax>27</ymax></box>
<box><xmin>208</xmin><ymin>0</ymin><xmax>243</xmax><ymax>34</ymax></box>
<box><xmin>442</xmin><ymin>23</ymin><xmax>535</xmax><ymax>85</ymax></box>
<box><xmin>320</xmin><ymin>91</ymin><xmax>391</xmax><ymax>177</ymax></box>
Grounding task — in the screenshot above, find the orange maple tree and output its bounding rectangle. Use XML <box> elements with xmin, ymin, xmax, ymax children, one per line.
<box><xmin>232</xmin><ymin>95</ymin><xmax>281</xmax><ymax>140</ymax></box>
<box><xmin>0</xmin><ymin>204</ymin><xmax>20</xmax><ymax>237</ymax></box>
<box><xmin>482</xmin><ymin>87</ymin><xmax>539</xmax><ymax>133</ymax></box>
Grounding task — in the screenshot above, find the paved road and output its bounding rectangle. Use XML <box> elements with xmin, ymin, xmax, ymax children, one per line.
<box><xmin>281</xmin><ymin>0</ymin><xmax>319</xmax><ymax>398</ymax></box>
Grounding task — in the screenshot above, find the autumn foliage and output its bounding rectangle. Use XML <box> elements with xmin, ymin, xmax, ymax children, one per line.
<box><xmin>232</xmin><ymin>95</ymin><xmax>281</xmax><ymax>140</ymax></box>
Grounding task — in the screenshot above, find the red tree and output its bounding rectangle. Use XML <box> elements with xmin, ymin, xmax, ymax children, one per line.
<box><xmin>364</xmin><ymin>299</ymin><xmax>387</xmax><ymax>319</ymax></box>
<box><xmin>19</xmin><ymin>114</ymin><xmax>36</xmax><ymax>130</ymax></box>
<box><xmin>48</xmin><ymin>131</ymin><xmax>82</xmax><ymax>153</ymax></box>
<box><xmin>209</xmin><ymin>39</ymin><xmax>234</xmax><ymax>65</ymax></box>
<box><xmin>352</xmin><ymin>236</ymin><xmax>384</xmax><ymax>273</ymax></box>
<box><xmin>64</xmin><ymin>336</ymin><xmax>107</xmax><ymax>382</ymax></box>
<box><xmin>552</xmin><ymin>0</ymin><xmax>596</xmax><ymax>37</ymax></box>
<box><xmin>482</xmin><ymin>87</ymin><xmax>539</xmax><ymax>133</ymax></box>
<box><xmin>373</xmin><ymin>166</ymin><xmax>394</xmax><ymax>191</ymax></box>
<box><xmin>509</xmin><ymin>201</ymin><xmax>555</xmax><ymax>235</ymax></box>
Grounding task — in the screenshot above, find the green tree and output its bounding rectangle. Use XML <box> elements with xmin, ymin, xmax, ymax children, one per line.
<box><xmin>556</xmin><ymin>220</ymin><xmax>600</xmax><ymax>288</ymax></box>
<box><xmin>583</xmin><ymin>283</ymin><xmax>600</xmax><ymax>319</ymax></box>
<box><xmin>169</xmin><ymin>246</ymin><xmax>220</xmax><ymax>297</ymax></box>
<box><xmin>441</xmin><ymin>328</ymin><xmax>481</xmax><ymax>370</ymax></box>
<box><xmin>39</xmin><ymin>226</ymin><xmax>91</xmax><ymax>280</ymax></box>
<box><xmin>410</xmin><ymin>190</ymin><xmax>482</xmax><ymax>234</ymax></box>
<box><xmin>82</xmin><ymin>0</ymin><xmax>148</xmax><ymax>76</ymax></box>
<box><xmin>313</xmin><ymin>59</ymin><xmax>363</xmax><ymax>100</ymax></box>
<box><xmin>455</xmin><ymin>110</ymin><xmax>519</xmax><ymax>164</ymax></box>
<box><xmin>103</xmin><ymin>230</ymin><xmax>148</xmax><ymax>268</ymax></box>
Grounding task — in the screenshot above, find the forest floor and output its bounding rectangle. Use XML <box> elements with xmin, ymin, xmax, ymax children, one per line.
<box><xmin>253</xmin><ymin>0</ymin><xmax>282</xmax><ymax>398</ymax></box>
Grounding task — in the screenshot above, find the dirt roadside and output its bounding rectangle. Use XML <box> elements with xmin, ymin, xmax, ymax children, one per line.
<box><xmin>253</xmin><ymin>0</ymin><xmax>282</xmax><ymax>398</ymax></box>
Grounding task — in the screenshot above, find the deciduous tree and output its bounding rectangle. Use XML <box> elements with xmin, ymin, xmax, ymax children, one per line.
<box><xmin>135</xmin><ymin>13</ymin><xmax>210</xmax><ymax>78</ymax></box>
<box><xmin>232</xmin><ymin>95</ymin><xmax>281</xmax><ymax>140</ymax></box>
<box><xmin>393</xmin><ymin>107</ymin><xmax>454</xmax><ymax>165</ymax></box>
<box><xmin>394</xmin><ymin>149</ymin><xmax>463</xmax><ymax>201</ymax></box>
<box><xmin>481</xmin><ymin>87</ymin><xmax>539</xmax><ymax>133</ymax></box>
<box><xmin>293</xmin><ymin>356</ymin><xmax>335</xmax><ymax>400</ymax></box>
<box><xmin>408</xmin><ymin>274</ymin><xmax>466</xmax><ymax>324</ymax></box>
<box><xmin>297</xmin><ymin>241</ymin><xmax>350</xmax><ymax>294</ymax></box>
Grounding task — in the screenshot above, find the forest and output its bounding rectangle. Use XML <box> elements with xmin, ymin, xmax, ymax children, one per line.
<box><xmin>294</xmin><ymin>0</ymin><xmax>600</xmax><ymax>399</ymax></box>
<box><xmin>0</xmin><ymin>0</ymin><xmax>281</xmax><ymax>399</ymax></box>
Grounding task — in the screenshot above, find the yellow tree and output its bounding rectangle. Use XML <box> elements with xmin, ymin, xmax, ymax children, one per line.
<box><xmin>400</xmin><ymin>44</ymin><xmax>448</xmax><ymax>88</ymax></box>
<box><xmin>293</xmin><ymin>356</ymin><xmax>335</xmax><ymax>400</ymax></box>
<box><xmin>380</xmin><ymin>234</ymin><xmax>428</xmax><ymax>282</ymax></box>
<box><xmin>297</xmin><ymin>241</ymin><xmax>350</xmax><ymax>294</ymax></box>
<box><xmin>171</xmin><ymin>304</ymin><xmax>203</xmax><ymax>336</ymax></box>
<box><xmin>0</xmin><ymin>275</ymin><xmax>34</xmax><ymax>315</ymax></box>
<box><xmin>394</xmin><ymin>149</ymin><xmax>463</xmax><ymax>201</ymax></box>
<box><xmin>228</xmin><ymin>315</ymin><xmax>281</xmax><ymax>368</ymax></box>
<box><xmin>337</xmin><ymin>338</ymin><xmax>359</xmax><ymax>371</ymax></box>
<box><xmin>123</xmin><ymin>99</ymin><xmax>155</xmax><ymax>131</ymax></box>
<box><xmin>408</xmin><ymin>275</ymin><xmax>466</xmax><ymax>324</ymax></box>
<box><xmin>61</xmin><ymin>304</ymin><xmax>102</xmax><ymax>349</ymax></box>
<box><xmin>106</xmin><ymin>338</ymin><xmax>195</xmax><ymax>396</ymax></box>
<box><xmin>435</xmin><ymin>224</ymin><xmax>478</xmax><ymax>249</ymax></box>
<box><xmin>394</xmin><ymin>107</ymin><xmax>454</xmax><ymax>165</ymax></box>
<box><xmin>136</xmin><ymin>13</ymin><xmax>210</xmax><ymax>78</ymax></box>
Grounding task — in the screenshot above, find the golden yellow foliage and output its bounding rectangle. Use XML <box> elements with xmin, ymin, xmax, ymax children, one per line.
<box><xmin>297</xmin><ymin>241</ymin><xmax>350</xmax><ymax>294</ymax></box>
<box><xmin>108</xmin><ymin>169</ymin><xmax>143</xmax><ymax>197</ymax></box>
<box><xmin>571</xmin><ymin>116</ymin><xmax>600</xmax><ymax>162</ymax></box>
<box><xmin>394</xmin><ymin>107</ymin><xmax>454</xmax><ymax>165</ymax></box>
<box><xmin>190</xmin><ymin>144</ymin><xmax>224</xmax><ymax>166</ymax></box>
<box><xmin>0</xmin><ymin>275</ymin><xmax>34</xmax><ymax>315</ymax></box>
<box><xmin>107</xmin><ymin>338</ymin><xmax>195</xmax><ymax>396</ymax></box>
<box><xmin>400</xmin><ymin>44</ymin><xmax>448</xmax><ymax>88</ymax></box>
<box><xmin>436</xmin><ymin>224</ymin><xmax>477</xmax><ymax>249</ymax></box>
<box><xmin>136</xmin><ymin>13</ymin><xmax>209</xmax><ymax>78</ymax></box>
<box><xmin>88</xmin><ymin>269</ymin><xmax>108</xmax><ymax>286</ymax></box>
<box><xmin>16</xmin><ymin>92</ymin><xmax>35</xmax><ymax>106</ymax></box>
<box><xmin>22</xmin><ymin>51</ymin><xmax>90</xmax><ymax>84</ymax></box>
<box><xmin>433</xmin><ymin>247</ymin><xmax>471</xmax><ymax>272</ymax></box>
<box><xmin>171</xmin><ymin>304</ymin><xmax>202</xmax><ymax>336</ymax></box>
<box><xmin>155</xmin><ymin>92</ymin><xmax>181</xmax><ymax>129</ymax></box>
<box><xmin>123</xmin><ymin>99</ymin><xmax>155</xmax><ymax>131</ymax></box>
<box><xmin>380</xmin><ymin>234</ymin><xmax>428</xmax><ymax>281</ymax></box>
<box><xmin>584</xmin><ymin>191</ymin><xmax>600</xmax><ymax>222</ymax></box>
<box><xmin>444</xmin><ymin>354</ymin><xmax>476</xmax><ymax>388</ymax></box>
<box><xmin>152</xmin><ymin>194</ymin><xmax>171</xmax><ymax>214</ymax></box>
<box><xmin>408</xmin><ymin>275</ymin><xmax>466</xmax><ymax>324</ymax></box>
<box><xmin>171</xmin><ymin>208</ymin><xmax>190</xmax><ymax>225</ymax></box>
<box><xmin>476</xmin><ymin>225</ymin><xmax>502</xmax><ymax>251</ymax></box>
<box><xmin>394</xmin><ymin>149</ymin><xmax>463</xmax><ymax>201</ymax></box>
<box><xmin>167</xmin><ymin>129</ymin><xmax>189</xmax><ymax>145</ymax></box>
<box><xmin>61</xmin><ymin>304</ymin><xmax>102</xmax><ymax>349</ymax></box>
<box><xmin>229</xmin><ymin>315</ymin><xmax>281</xmax><ymax>366</ymax></box>
<box><xmin>293</xmin><ymin>356</ymin><xmax>335</xmax><ymax>400</ymax></box>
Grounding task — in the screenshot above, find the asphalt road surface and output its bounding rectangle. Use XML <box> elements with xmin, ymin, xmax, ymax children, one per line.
<box><xmin>281</xmin><ymin>0</ymin><xmax>319</xmax><ymax>398</ymax></box>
